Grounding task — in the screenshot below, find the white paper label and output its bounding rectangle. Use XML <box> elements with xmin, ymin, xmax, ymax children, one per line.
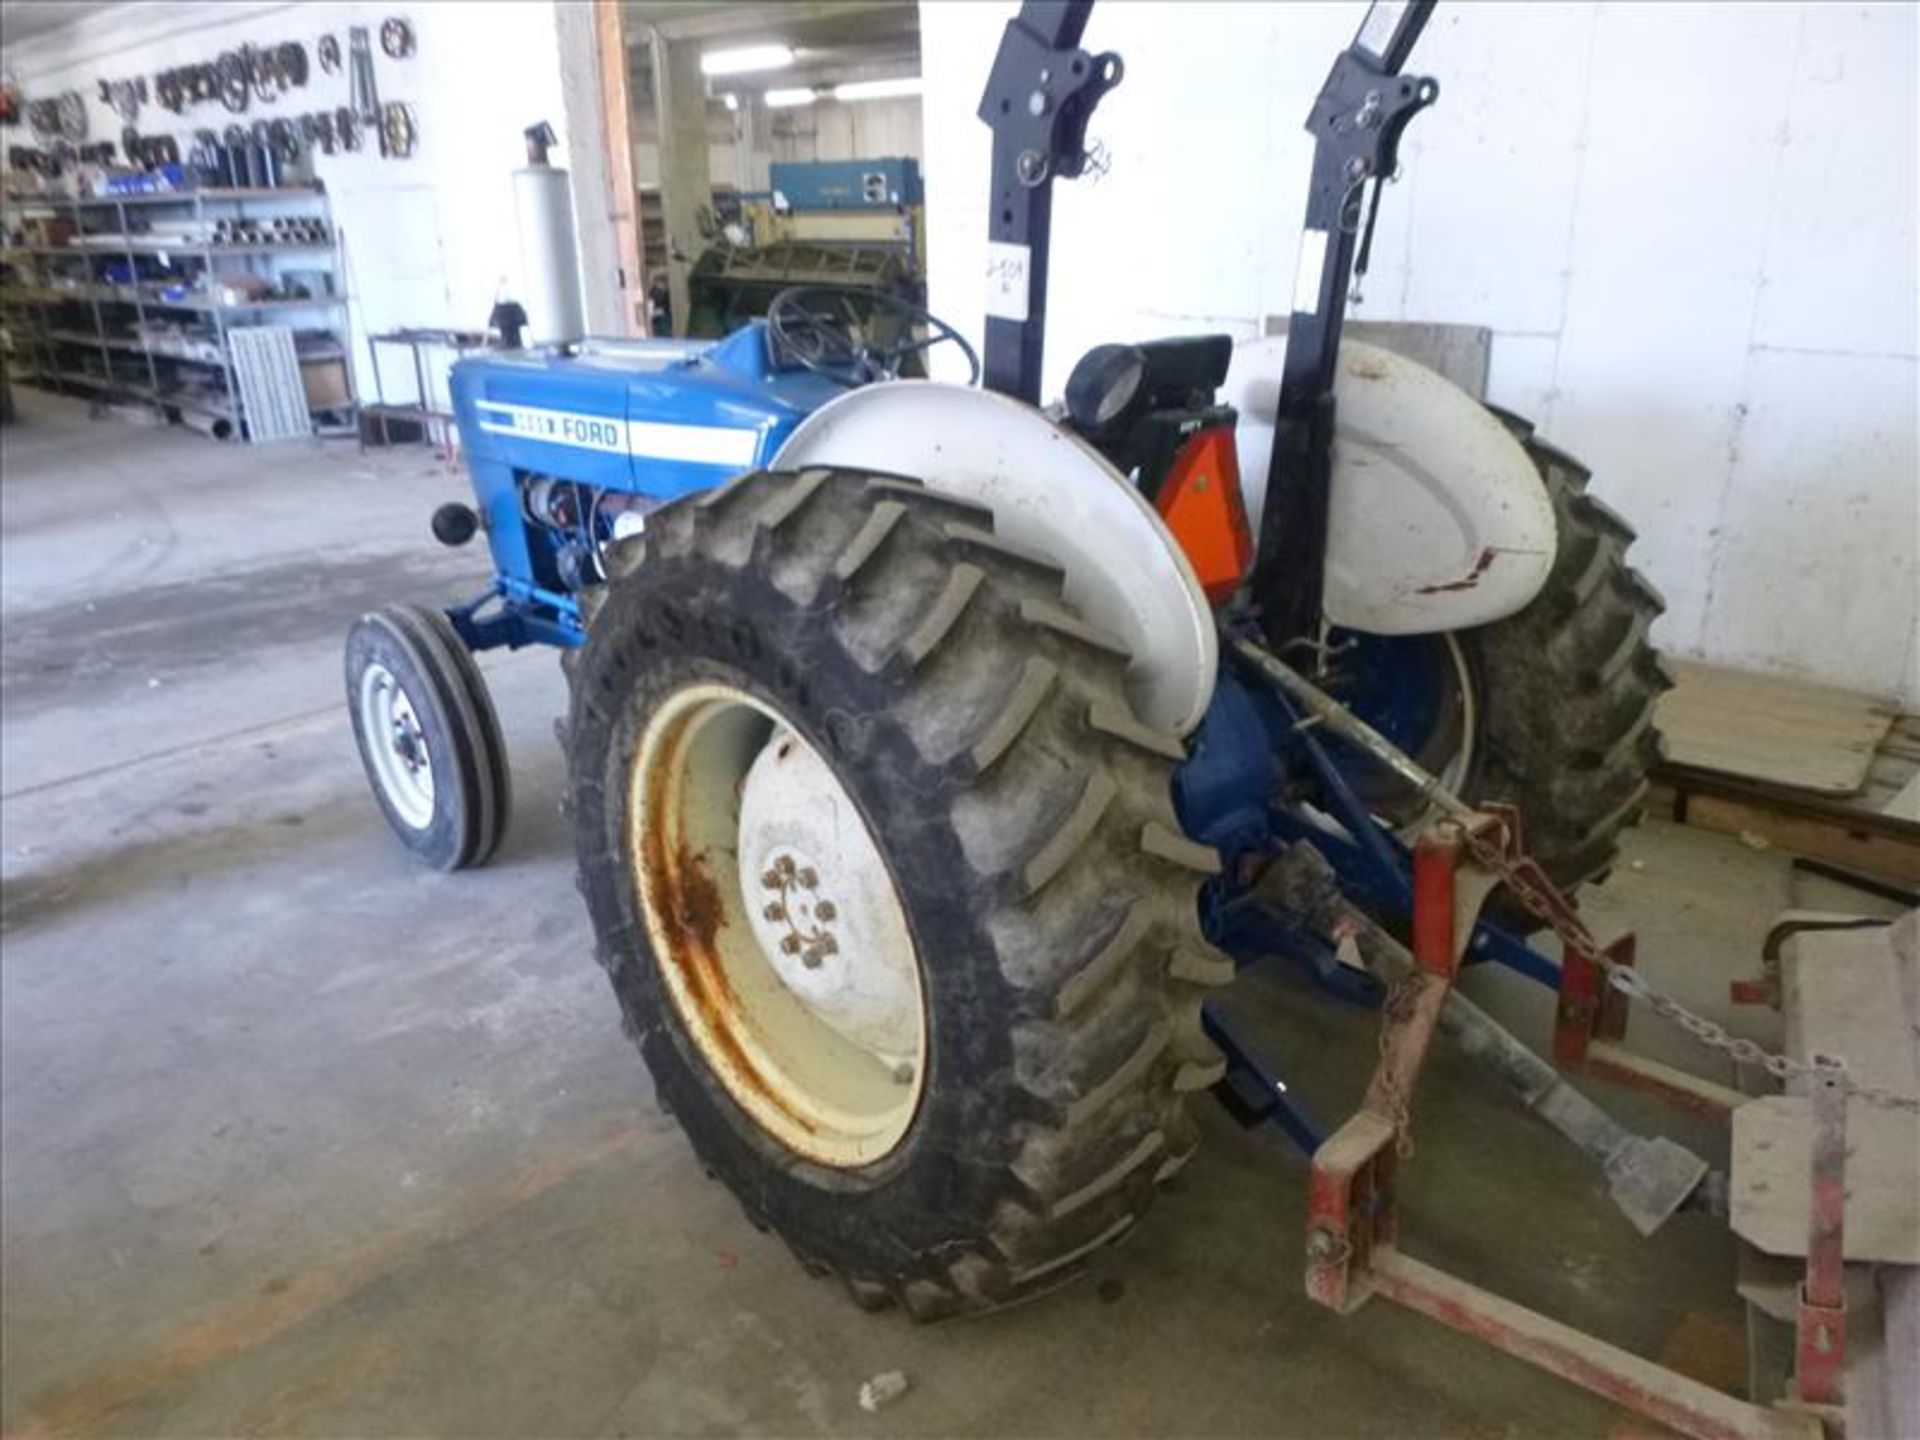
<box><xmin>985</xmin><ymin>241</ymin><xmax>1031</xmax><ymax>322</ymax></box>
<box><xmin>1293</xmin><ymin>228</ymin><xmax>1329</xmax><ymax>315</ymax></box>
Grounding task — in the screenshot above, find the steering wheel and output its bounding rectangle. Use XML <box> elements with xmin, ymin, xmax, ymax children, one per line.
<box><xmin>767</xmin><ymin>286</ymin><xmax>981</xmax><ymax>387</ymax></box>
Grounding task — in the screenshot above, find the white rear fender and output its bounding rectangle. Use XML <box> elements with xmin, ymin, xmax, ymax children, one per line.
<box><xmin>1224</xmin><ymin>338</ymin><xmax>1556</xmax><ymax>634</ymax></box>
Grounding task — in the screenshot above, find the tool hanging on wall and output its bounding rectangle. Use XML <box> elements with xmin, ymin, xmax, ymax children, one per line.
<box><xmin>56</xmin><ymin>91</ymin><xmax>86</xmax><ymax>140</ymax></box>
<box><xmin>248</xmin><ymin>47</ymin><xmax>278</xmax><ymax>106</ymax></box>
<box><xmin>216</xmin><ymin>52</ymin><xmax>250</xmax><ymax>113</ymax></box>
<box><xmin>268</xmin><ymin>117</ymin><xmax>300</xmax><ymax>165</ymax></box>
<box><xmin>348</xmin><ymin>27</ymin><xmax>380</xmax><ymax>126</ymax></box>
<box><xmin>381</xmin><ymin>101</ymin><xmax>416</xmax><ymax>159</ymax></box>
<box><xmin>380</xmin><ymin>18</ymin><xmax>416</xmax><ymax>59</ymax></box>
<box><xmin>98</xmin><ymin>77</ymin><xmax>145</xmax><ymax>124</ymax></box>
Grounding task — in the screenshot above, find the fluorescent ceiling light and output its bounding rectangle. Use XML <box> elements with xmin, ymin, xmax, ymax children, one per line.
<box><xmin>832</xmin><ymin>77</ymin><xmax>922</xmax><ymax>103</ymax></box>
<box><xmin>720</xmin><ymin>92</ymin><xmax>739</xmax><ymax>112</ymax></box>
<box><xmin>700</xmin><ymin>44</ymin><xmax>793</xmax><ymax>77</ymax></box>
<box><xmin>763</xmin><ymin>87</ymin><xmax>817</xmax><ymax>108</ymax></box>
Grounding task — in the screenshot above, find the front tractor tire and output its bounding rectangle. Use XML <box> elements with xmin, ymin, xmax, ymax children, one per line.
<box><xmin>567</xmin><ymin>467</ymin><xmax>1231</xmax><ymax>1318</ymax></box>
<box><xmin>346</xmin><ymin>604</ymin><xmax>511</xmax><ymax>871</ymax></box>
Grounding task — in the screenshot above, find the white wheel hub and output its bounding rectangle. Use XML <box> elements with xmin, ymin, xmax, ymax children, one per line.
<box><xmin>629</xmin><ymin>684</ymin><xmax>927</xmax><ymax>1167</ymax></box>
<box><xmin>358</xmin><ymin>660</ymin><xmax>435</xmax><ymax>829</ymax></box>
<box><xmin>737</xmin><ymin>734</ymin><xmax>921</xmax><ymax>1069</ymax></box>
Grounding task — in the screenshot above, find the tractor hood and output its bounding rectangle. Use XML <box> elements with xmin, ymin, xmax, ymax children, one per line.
<box><xmin>449</xmin><ymin>323</ymin><xmax>847</xmax><ymax>503</ymax></box>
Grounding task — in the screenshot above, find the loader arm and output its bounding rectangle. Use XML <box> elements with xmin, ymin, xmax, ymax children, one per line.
<box><xmin>977</xmin><ymin>2</ymin><xmax>1440</xmax><ymax>646</ymax></box>
<box><xmin>976</xmin><ymin>0</ymin><xmax>1124</xmax><ymax>402</ymax></box>
<box><xmin>1250</xmin><ymin>0</ymin><xmax>1439</xmax><ymax>646</ymax></box>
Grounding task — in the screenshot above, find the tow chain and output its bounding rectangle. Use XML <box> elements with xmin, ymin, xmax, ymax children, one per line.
<box><xmin>1235</xmin><ymin>636</ymin><xmax>1920</xmax><ymax>1117</ymax></box>
<box><xmin>1453</xmin><ymin>819</ymin><xmax>1919</xmax><ymax>1115</ymax></box>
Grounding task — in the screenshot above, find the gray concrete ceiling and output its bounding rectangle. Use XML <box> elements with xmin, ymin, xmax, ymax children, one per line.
<box><xmin>627</xmin><ymin>2</ymin><xmax>917</xmax><ymax>49</ymax></box>
<box><xmin>627</xmin><ymin>0</ymin><xmax>919</xmax><ymax>95</ymax></box>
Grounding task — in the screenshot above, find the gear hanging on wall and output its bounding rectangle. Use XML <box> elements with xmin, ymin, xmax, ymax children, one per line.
<box><xmin>268</xmin><ymin>116</ymin><xmax>300</xmax><ymax>164</ymax></box>
<box><xmin>55</xmin><ymin>90</ymin><xmax>87</xmax><ymax>141</ymax></box>
<box><xmin>278</xmin><ymin>42</ymin><xmax>309</xmax><ymax>88</ymax></box>
<box><xmin>335</xmin><ymin>105</ymin><xmax>361</xmax><ymax>152</ymax></box>
<box><xmin>380</xmin><ymin>17</ymin><xmax>415</xmax><ymax>60</ymax></box>
<box><xmin>216</xmin><ymin>52</ymin><xmax>250</xmax><ymax>113</ymax></box>
<box><xmin>247</xmin><ymin>46</ymin><xmax>278</xmax><ymax>105</ymax></box>
<box><xmin>380</xmin><ymin>100</ymin><xmax>416</xmax><ymax>158</ymax></box>
<box><xmin>100</xmin><ymin>77</ymin><xmax>142</xmax><ymax>123</ymax></box>
<box><xmin>317</xmin><ymin>35</ymin><xmax>342</xmax><ymax>75</ymax></box>
<box><xmin>223</xmin><ymin>122</ymin><xmax>248</xmax><ymax>147</ymax></box>
<box><xmin>121</xmin><ymin>123</ymin><xmax>141</xmax><ymax>161</ymax></box>
<box><xmin>310</xmin><ymin>109</ymin><xmax>336</xmax><ymax>154</ymax></box>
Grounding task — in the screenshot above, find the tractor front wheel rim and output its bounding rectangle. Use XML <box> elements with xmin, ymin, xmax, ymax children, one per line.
<box><xmin>629</xmin><ymin>683</ymin><xmax>927</xmax><ymax>1168</ymax></box>
<box><xmin>359</xmin><ymin>661</ymin><xmax>435</xmax><ymax>829</ymax></box>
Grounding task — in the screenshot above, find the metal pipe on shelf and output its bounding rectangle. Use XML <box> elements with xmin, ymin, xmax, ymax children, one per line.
<box><xmin>175</xmin><ymin>407</ymin><xmax>234</xmax><ymax>441</ymax></box>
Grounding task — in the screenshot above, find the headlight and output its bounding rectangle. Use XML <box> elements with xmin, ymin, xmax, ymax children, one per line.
<box><xmin>1064</xmin><ymin>343</ymin><xmax>1147</xmax><ymax>433</ymax></box>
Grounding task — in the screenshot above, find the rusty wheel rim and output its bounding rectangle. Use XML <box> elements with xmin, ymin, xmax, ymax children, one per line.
<box><xmin>629</xmin><ymin>683</ymin><xmax>927</xmax><ymax>1168</ymax></box>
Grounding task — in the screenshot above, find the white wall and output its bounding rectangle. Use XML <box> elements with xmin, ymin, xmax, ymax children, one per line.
<box><xmin>632</xmin><ymin>96</ymin><xmax>923</xmax><ymax>192</ymax></box>
<box><xmin>921</xmin><ymin>1</ymin><xmax>1920</xmax><ymax>705</ymax></box>
<box><xmin>1</xmin><ymin>0</ymin><xmax>580</xmax><ymax>406</ymax></box>
<box><xmin>768</xmin><ymin>96</ymin><xmax>922</xmax><ymax>165</ymax></box>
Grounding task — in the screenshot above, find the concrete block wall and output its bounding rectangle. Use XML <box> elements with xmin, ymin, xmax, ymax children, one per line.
<box><xmin>920</xmin><ymin>1</ymin><xmax>1920</xmax><ymax>705</ymax></box>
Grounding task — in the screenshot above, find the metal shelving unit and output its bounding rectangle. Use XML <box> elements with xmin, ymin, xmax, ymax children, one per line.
<box><xmin>0</xmin><ymin>186</ymin><xmax>352</xmax><ymax>440</ymax></box>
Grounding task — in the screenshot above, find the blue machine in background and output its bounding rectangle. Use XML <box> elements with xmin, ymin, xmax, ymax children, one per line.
<box><xmin>769</xmin><ymin>157</ymin><xmax>924</xmax><ymax>211</ymax></box>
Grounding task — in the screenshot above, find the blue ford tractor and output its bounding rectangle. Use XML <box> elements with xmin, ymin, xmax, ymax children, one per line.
<box><xmin>347</xmin><ymin>0</ymin><xmax>1668</xmax><ymax>1324</ymax></box>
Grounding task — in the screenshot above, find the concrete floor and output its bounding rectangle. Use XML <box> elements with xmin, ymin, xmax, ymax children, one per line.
<box><xmin>0</xmin><ymin>391</ymin><xmax>1887</xmax><ymax>1437</ymax></box>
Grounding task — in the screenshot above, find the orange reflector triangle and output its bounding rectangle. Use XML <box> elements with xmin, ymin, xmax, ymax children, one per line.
<box><xmin>1155</xmin><ymin>425</ymin><xmax>1254</xmax><ymax>605</ymax></box>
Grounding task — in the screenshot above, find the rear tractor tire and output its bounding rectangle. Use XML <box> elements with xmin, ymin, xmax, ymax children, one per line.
<box><xmin>1455</xmin><ymin>418</ymin><xmax>1671</xmax><ymax>901</ymax></box>
<box><xmin>566</xmin><ymin>466</ymin><xmax>1232</xmax><ymax>1318</ymax></box>
<box><xmin>346</xmin><ymin>603</ymin><xmax>511</xmax><ymax>871</ymax></box>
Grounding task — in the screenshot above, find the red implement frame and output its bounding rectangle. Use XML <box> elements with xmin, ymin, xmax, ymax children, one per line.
<box><xmin>1305</xmin><ymin>815</ymin><xmax>1826</xmax><ymax>1440</ymax></box>
<box><xmin>1796</xmin><ymin>1058</ymin><xmax>1849</xmax><ymax>1407</ymax></box>
<box><xmin>1528</xmin><ymin>795</ymin><xmax>1748</xmax><ymax>1118</ymax></box>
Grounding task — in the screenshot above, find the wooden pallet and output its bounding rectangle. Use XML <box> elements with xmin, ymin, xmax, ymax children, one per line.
<box><xmin>1652</xmin><ymin>714</ymin><xmax>1920</xmax><ymax>888</ymax></box>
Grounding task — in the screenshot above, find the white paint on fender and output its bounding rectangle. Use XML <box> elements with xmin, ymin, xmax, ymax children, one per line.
<box><xmin>1223</xmin><ymin>337</ymin><xmax>1558</xmax><ymax>634</ymax></box>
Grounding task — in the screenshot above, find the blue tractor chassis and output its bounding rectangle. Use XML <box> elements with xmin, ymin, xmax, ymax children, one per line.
<box><xmin>440</xmin><ymin>324</ymin><xmax>845</xmax><ymax>654</ymax></box>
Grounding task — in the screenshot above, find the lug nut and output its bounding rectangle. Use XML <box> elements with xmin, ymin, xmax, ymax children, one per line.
<box><xmin>760</xmin><ymin>868</ymin><xmax>782</xmax><ymax>888</ymax></box>
<box><xmin>796</xmin><ymin>867</ymin><xmax>818</xmax><ymax>889</ymax></box>
<box><xmin>779</xmin><ymin>935</ymin><xmax>802</xmax><ymax>955</ymax></box>
<box><xmin>814</xmin><ymin>900</ymin><xmax>837</xmax><ymax>921</ymax></box>
<box><xmin>763</xmin><ymin>902</ymin><xmax>787</xmax><ymax>922</ymax></box>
